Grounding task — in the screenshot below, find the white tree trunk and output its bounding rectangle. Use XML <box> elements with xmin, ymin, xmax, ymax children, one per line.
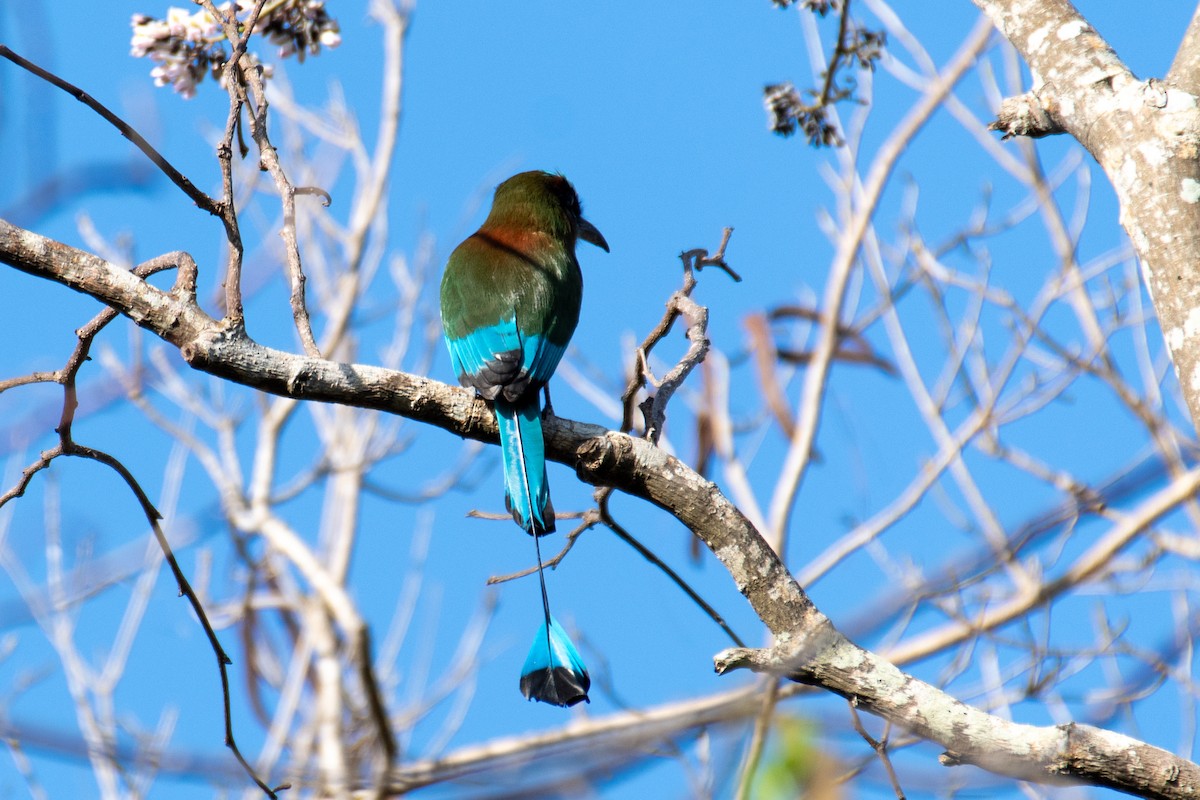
<box><xmin>978</xmin><ymin>0</ymin><xmax>1200</xmax><ymax>430</ymax></box>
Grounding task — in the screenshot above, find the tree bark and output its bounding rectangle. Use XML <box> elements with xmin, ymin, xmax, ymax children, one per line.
<box><xmin>977</xmin><ymin>0</ymin><xmax>1200</xmax><ymax>433</ymax></box>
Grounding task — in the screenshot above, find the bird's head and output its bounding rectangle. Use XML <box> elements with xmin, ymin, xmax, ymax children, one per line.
<box><xmin>486</xmin><ymin>171</ymin><xmax>609</xmax><ymax>253</ymax></box>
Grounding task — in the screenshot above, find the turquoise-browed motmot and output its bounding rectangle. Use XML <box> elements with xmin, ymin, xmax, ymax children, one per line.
<box><xmin>439</xmin><ymin>171</ymin><xmax>608</xmax><ymax>707</ymax></box>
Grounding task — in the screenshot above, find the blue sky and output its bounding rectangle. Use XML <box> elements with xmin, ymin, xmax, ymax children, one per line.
<box><xmin>1</xmin><ymin>2</ymin><xmax>1198</xmax><ymax>798</ymax></box>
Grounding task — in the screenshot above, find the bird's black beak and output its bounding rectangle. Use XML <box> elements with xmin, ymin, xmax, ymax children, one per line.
<box><xmin>578</xmin><ymin>218</ymin><xmax>609</xmax><ymax>252</ymax></box>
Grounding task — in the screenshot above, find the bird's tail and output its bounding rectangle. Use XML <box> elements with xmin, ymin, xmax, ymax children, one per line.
<box><xmin>495</xmin><ymin>398</ymin><xmax>555</xmax><ymax>534</ymax></box>
<box><xmin>520</xmin><ymin>614</ymin><xmax>590</xmax><ymax>707</ymax></box>
<box><xmin>495</xmin><ymin>398</ymin><xmax>590</xmax><ymax>707</ymax></box>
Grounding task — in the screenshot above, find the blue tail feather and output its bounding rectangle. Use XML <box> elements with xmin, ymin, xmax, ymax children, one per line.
<box><xmin>495</xmin><ymin>396</ymin><xmax>588</xmax><ymax>707</ymax></box>
<box><xmin>520</xmin><ymin>617</ymin><xmax>590</xmax><ymax>707</ymax></box>
<box><xmin>494</xmin><ymin>398</ymin><xmax>554</xmax><ymax>534</ymax></box>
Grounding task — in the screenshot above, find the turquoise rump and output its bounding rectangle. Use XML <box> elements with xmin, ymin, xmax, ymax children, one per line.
<box><xmin>439</xmin><ymin>171</ymin><xmax>608</xmax><ymax>707</ymax></box>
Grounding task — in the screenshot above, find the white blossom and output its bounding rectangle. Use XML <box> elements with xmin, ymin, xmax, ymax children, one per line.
<box><xmin>129</xmin><ymin>0</ymin><xmax>339</xmax><ymax>97</ymax></box>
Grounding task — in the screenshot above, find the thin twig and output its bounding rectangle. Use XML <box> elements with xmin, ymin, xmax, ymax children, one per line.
<box><xmin>486</xmin><ymin>510</ymin><xmax>600</xmax><ymax>584</ymax></box>
<box><xmin>201</xmin><ymin>0</ymin><xmax>323</xmax><ymax>356</ymax></box>
<box><xmin>205</xmin><ymin>0</ymin><xmax>269</xmax><ymax>326</ymax></box>
<box><xmin>734</xmin><ymin>680</ymin><xmax>779</xmax><ymax>800</ymax></box>
<box><xmin>620</xmin><ymin>227</ymin><xmax>736</xmax><ymax>438</ymax></box>
<box><xmin>0</xmin><ymin>45</ymin><xmax>222</xmax><ymax>217</ymax></box>
<box><xmin>848</xmin><ymin>697</ymin><xmax>906</xmax><ymax>799</ymax></box>
<box><xmin>597</xmin><ymin>489</ymin><xmax>745</xmax><ymax>648</ymax></box>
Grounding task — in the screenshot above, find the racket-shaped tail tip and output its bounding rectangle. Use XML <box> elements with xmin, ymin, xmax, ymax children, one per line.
<box><xmin>519</xmin><ymin>617</ymin><xmax>590</xmax><ymax>707</ymax></box>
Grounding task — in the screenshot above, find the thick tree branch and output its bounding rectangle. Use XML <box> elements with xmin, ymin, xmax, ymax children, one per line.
<box><xmin>716</xmin><ymin>642</ymin><xmax>1200</xmax><ymax>799</ymax></box>
<box><xmin>975</xmin><ymin>0</ymin><xmax>1200</xmax><ymax>433</ymax></box>
<box><xmin>1169</xmin><ymin>4</ymin><xmax>1200</xmax><ymax>92</ymax></box>
<box><xmin>3</xmin><ymin>216</ymin><xmax>1198</xmax><ymax>797</ymax></box>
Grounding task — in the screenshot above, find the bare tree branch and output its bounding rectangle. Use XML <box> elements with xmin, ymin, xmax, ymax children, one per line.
<box><xmin>1169</xmin><ymin>3</ymin><xmax>1200</xmax><ymax>92</ymax></box>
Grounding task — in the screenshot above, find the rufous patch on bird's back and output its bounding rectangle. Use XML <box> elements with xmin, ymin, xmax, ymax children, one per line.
<box><xmin>471</xmin><ymin>226</ymin><xmax>557</xmax><ymax>260</ymax></box>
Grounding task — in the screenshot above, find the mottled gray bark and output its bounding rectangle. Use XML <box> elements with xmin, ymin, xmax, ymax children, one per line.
<box><xmin>1170</xmin><ymin>6</ymin><xmax>1200</xmax><ymax>92</ymax></box>
<box><xmin>979</xmin><ymin>0</ymin><xmax>1200</xmax><ymax>432</ymax></box>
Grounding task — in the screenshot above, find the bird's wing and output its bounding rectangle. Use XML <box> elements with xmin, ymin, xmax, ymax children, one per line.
<box><xmin>446</xmin><ymin>318</ymin><xmax>566</xmax><ymax>402</ymax></box>
<box><xmin>445</xmin><ymin>316</ymin><xmax>523</xmax><ymax>400</ymax></box>
<box><xmin>524</xmin><ymin>329</ymin><xmax>567</xmax><ymax>385</ymax></box>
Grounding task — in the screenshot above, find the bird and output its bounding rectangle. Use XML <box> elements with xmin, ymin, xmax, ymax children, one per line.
<box><xmin>440</xmin><ymin>171</ymin><xmax>608</xmax><ymax>707</ymax></box>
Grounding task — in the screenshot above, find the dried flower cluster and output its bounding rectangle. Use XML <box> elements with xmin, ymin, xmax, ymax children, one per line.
<box><xmin>130</xmin><ymin>0</ymin><xmax>340</xmax><ymax>98</ymax></box>
<box><xmin>772</xmin><ymin>0</ymin><xmax>838</xmax><ymax>13</ymax></box>
<box><xmin>763</xmin><ymin>82</ymin><xmax>844</xmax><ymax>145</ymax></box>
<box><xmin>763</xmin><ymin>20</ymin><xmax>884</xmax><ymax>147</ymax></box>
<box><xmin>257</xmin><ymin>0</ymin><xmax>341</xmax><ymax>60</ymax></box>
